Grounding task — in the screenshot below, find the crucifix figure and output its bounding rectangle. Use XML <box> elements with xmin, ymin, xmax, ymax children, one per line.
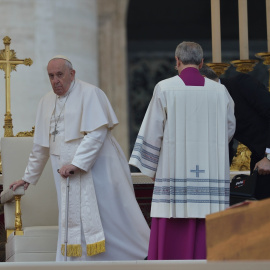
<box><xmin>52</xmin><ymin>129</ymin><xmax>59</xmax><ymax>142</ymax></box>
<box><xmin>0</xmin><ymin>36</ymin><xmax>33</xmax><ymax>137</ymax></box>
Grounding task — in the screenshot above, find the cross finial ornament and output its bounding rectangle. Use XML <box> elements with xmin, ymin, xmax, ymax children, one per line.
<box><xmin>0</xmin><ymin>36</ymin><xmax>33</xmax><ymax>137</ymax></box>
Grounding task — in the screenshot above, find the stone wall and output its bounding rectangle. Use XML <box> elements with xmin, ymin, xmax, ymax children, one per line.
<box><xmin>0</xmin><ymin>0</ymin><xmax>98</xmax><ymax>138</ymax></box>
<box><xmin>98</xmin><ymin>0</ymin><xmax>129</xmax><ymax>157</ymax></box>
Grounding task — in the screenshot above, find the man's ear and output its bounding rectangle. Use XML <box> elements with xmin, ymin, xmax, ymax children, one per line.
<box><xmin>198</xmin><ymin>59</ymin><xmax>204</xmax><ymax>69</ymax></box>
<box><xmin>175</xmin><ymin>56</ymin><xmax>180</xmax><ymax>68</ymax></box>
<box><xmin>71</xmin><ymin>69</ymin><xmax>76</xmax><ymax>80</ymax></box>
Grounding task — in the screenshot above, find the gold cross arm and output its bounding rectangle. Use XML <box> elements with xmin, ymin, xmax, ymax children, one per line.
<box><xmin>0</xmin><ymin>36</ymin><xmax>33</xmax><ymax>137</ymax></box>
<box><xmin>0</xmin><ymin>58</ymin><xmax>33</xmax><ymax>66</ymax></box>
<box><xmin>0</xmin><ymin>52</ymin><xmax>33</xmax><ymax>72</ymax></box>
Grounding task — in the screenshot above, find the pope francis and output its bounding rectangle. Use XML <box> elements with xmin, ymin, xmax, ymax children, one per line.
<box><xmin>10</xmin><ymin>56</ymin><xmax>150</xmax><ymax>261</ymax></box>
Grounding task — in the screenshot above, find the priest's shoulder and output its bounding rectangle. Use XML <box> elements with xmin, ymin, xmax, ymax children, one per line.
<box><xmin>156</xmin><ymin>75</ymin><xmax>179</xmax><ymax>88</ymax></box>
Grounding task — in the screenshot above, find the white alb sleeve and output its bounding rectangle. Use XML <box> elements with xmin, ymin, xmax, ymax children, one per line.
<box><xmin>71</xmin><ymin>125</ymin><xmax>108</xmax><ymax>172</ymax></box>
<box><xmin>22</xmin><ymin>143</ymin><xmax>50</xmax><ymax>185</ymax></box>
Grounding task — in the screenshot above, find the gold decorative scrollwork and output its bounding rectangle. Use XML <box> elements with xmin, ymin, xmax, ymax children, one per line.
<box><xmin>24</xmin><ymin>58</ymin><xmax>33</xmax><ymax>66</ymax></box>
<box><xmin>230</xmin><ymin>143</ymin><xmax>251</xmax><ymax>171</ymax></box>
<box><xmin>256</xmin><ymin>52</ymin><xmax>270</xmax><ymax>65</ymax></box>
<box><xmin>3</xmin><ymin>36</ymin><xmax>11</xmax><ymax>45</ymax></box>
<box><xmin>231</xmin><ymin>59</ymin><xmax>258</xmax><ymax>73</ymax></box>
<box><xmin>9</xmin><ymin>50</ymin><xmax>16</xmax><ymax>60</ymax></box>
<box><xmin>3</xmin><ymin>112</ymin><xmax>13</xmax><ymax>137</ymax></box>
<box><xmin>15</xmin><ymin>126</ymin><xmax>35</xmax><ymax>137</ymax></box>
<box><xmin>14</xmin><ymin>195</ymin><xmax>23</xmax><ymax>235</ymax></box>
<box><xmin>206</xmin><ymin>63</ymin><xmax>231</xmax><ymax>77</ymax></box>
<box><xmin>0</xmin><ymin>51</ymin><xmax>5</xmax><ymax>61</ymax></box>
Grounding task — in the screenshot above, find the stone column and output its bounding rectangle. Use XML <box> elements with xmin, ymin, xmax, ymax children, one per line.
<box><xmin>98</xmin><ymin>0</ymin><xmax>130</xmax><ymax>158</ymax></box>
<box><xmin>0</xmin><ymin>0</ymin><xmax>98</xmax><ymax>138</ymax></box>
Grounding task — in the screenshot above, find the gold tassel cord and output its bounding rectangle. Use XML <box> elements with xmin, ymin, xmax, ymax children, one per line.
<box><xmin>87</xmin><ymin>240</ymin><xmax>106</xmax><ymax>256</ymax></box>
<box><xmin>61</xmin><ymin>244</ymin><xmax>82</xmax><ymax>257</ymax></box>
<box><xmin>61</xmin><ymin>240</ymin><xmax>105</xmax><ymax>257</ymax></box>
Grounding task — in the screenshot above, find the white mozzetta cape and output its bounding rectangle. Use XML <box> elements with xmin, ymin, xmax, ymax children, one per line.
<box><xmin>129</xmin><ymin>76</ymin><xmax>236</xmax><ymax>219</ymax></box>
<box><xmin>34</xmin><ymin>79</ymin><xmax>118</xmax><ymax>147</ymax></box>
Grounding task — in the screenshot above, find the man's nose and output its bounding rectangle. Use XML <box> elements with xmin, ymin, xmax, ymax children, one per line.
<box><xmin>52</xmin><ymin>77</ymin><xmax>59</xmax><ymax>84</ymax></box>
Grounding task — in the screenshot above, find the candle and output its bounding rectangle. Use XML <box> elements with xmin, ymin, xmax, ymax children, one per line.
<box><xmin>266</xmin><ymin>0</ymin><xmax>270</xmax><ymax>51</ymax></box>
<box><xmin>211</xmin><ymin>0</ymin><xmax>221</xmax><ymax>62</ymax></box>
<box><xmin>238</xmin><ymin>0</ymin><xmax>249</xmax><ymax>59</ymax></box>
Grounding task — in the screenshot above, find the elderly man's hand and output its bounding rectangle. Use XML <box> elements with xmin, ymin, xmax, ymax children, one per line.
<box><xmin>58</xmin><ymin>164</ymin><xmax>79</xmax><ymax>178</ymax></box>
<box><xmin>254</xmin><ymin>157</ymin><xmax>270</xmax><ymax>175</ymax></box>
<box><xmin>9</xmin><ymin>180</ymin><xmax>30</xmax><ymax>191</ymax></box>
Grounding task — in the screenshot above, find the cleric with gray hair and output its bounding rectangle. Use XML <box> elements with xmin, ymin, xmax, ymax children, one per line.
<box><xmin>175</xmin><ymin>41</ymin><xmax>203</xmax><ymax>65</ymax></box>
<box><xmin>130</xmin><ymin>40</ymin><xmax>235</xmax><ymax>260</ymax></box>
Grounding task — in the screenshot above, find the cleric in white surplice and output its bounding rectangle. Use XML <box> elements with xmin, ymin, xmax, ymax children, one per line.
<box><xmin>10</xmin><ymin>56</ymin><xmax>150</xmax><ymax>261</ymax></box>
<box><xmin>129</xmin><ymin>42</ymin><xmax>235</xmax><ymax>260</ymax></box>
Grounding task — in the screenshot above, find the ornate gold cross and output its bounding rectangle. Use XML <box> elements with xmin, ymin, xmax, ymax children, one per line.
<box><xmin>0</xmin><ymin>36</ymin><xmax>33</xmax><ymax>137</ymax></box>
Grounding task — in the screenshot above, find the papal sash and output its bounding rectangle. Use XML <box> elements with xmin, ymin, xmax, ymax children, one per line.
<box><xmin>60</xmin><ymin>139</ymin><xmax>105</xmax><ymax>257</ymax></box>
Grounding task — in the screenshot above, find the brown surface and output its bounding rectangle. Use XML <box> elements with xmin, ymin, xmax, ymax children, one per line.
<box><xmin>206</xmin><ymin>198</ymin><xmax>270</xmax><ymax>260</ymax></box>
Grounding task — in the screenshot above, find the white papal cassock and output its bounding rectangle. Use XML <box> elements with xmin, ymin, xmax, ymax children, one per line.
<box><xmin>129</xmin><ymin>75</ymin><xmax>235</xmax><ymax>219</ymax></box>
<box><xmin>22</xmin><ymin>79</ymin><xmax>150</xmax><ymax>261</ymax></box>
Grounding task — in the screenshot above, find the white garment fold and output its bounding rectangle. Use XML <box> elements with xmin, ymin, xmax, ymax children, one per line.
<box><xmin>72</xmin><ymin>128</ymin><xmax>107</xmax><ymax>172</ymax></box>
<box><xmin>53</xmin><ymin>130</ymin><xmax>150</xmax><ymax>261</ymax></box>
<box><xmin>130</xmin><ymin>76</ymin><xmax>236</xmax><ymax>219</ymax></box>
<box><xmin>60</xmin><ymin>136</ymin><xmax>105</xmax><ymax>257</ymax></box>
<box><xmin>23</xmin><ymin>128</ymin><xmax>150</xmax><ymax>261</ymax></box>
<box><xmin>22</xmin><ymin>143</ymin><xmax>49</xmax><ymax>184</ymax></box>
<box><xmin>23</xmin><ymin>79</ymin><xmax>150</xmax><ymax>261</ymax></box>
